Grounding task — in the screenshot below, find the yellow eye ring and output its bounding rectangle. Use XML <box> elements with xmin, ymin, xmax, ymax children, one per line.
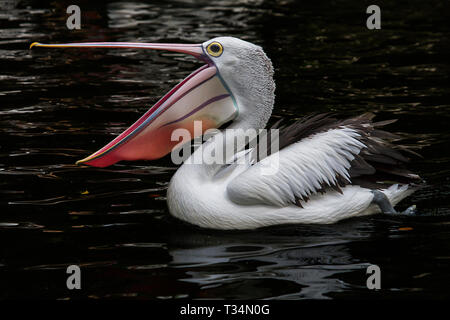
<box><xmin>206</xmin><ymin>42</ymin><xmax>223</xmax><ymax>57</ymax></box>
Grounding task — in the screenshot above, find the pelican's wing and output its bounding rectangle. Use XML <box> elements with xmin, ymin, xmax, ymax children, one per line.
<box><xmin>226</xmin><ymin>113</ymin><xmax>422</xmax><ymax>207</ymax></box>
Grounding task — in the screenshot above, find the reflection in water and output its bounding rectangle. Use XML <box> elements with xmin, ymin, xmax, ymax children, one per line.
<box><xmin>0</xmin><ymin>0</ymin><xmax>449</xmax><ymax>299</ymax></box>
<box><xmin>170</xmin><ymin>240</ymin><xmax>362</xmax><ymax>299</ymax></box>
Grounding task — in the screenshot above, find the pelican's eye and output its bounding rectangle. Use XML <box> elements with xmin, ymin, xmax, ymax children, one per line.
<box><xmin>206</xmin><ymin>42</ymin><xmax>223</xmax><ymax>57</ymax></box>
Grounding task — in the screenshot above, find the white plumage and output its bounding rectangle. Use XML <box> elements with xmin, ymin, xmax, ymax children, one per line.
<box><xmin>168</xmin><ymin>161</ymin><xmax>413</xmax><ymax>229</ymax></box>
<box><xmin>227</xmin><ymin>127</ymin><xmax>367</xmax><ymax>207</ymax></box>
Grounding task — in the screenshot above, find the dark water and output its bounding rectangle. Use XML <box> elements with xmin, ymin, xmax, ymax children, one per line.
<box><xmin>1</xmin><ymin>0</ymin><xmax>450</xmax><ymax>300</ymax></box>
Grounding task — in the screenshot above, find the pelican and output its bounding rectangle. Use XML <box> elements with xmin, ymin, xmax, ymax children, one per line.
<box><xmin>31</xmin><ymin>37</ymin><xmax>422</xmax><ymax>230</ymax></box>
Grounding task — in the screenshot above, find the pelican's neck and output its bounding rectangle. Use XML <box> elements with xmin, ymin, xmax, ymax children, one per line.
<box><xmin>182</xmin><ymin>92</ymin><xmax>274</xmax><ymax>180</ymax></box>
<box><xmin>180</xmin><ymin>49</ymin><xmax>276</xmax><ymax>180</ymax></box>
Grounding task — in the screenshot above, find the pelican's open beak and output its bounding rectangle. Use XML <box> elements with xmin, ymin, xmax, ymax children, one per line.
<box><xmin>30</xmin><ymin>41</ymin><xmax>238</xmax><ymax>167</ymax></box>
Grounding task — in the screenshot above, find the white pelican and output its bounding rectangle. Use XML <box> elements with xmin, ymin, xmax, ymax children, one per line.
<box><xmin>31</xmin><ymin>37</ymin><xmax>422</xmax><ymax>230</ymax></box>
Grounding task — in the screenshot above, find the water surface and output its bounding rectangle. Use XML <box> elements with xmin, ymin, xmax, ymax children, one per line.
<box><xmin>0</xmin><ymin>0</ymin><xmax>449</xmax><ymax>299</ymax></box>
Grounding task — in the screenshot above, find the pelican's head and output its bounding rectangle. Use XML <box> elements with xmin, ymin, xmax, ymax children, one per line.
<box><xmin>30</xmin><ymin>37</ymin><xmax>274</xmax><ymax>167</ymax></box>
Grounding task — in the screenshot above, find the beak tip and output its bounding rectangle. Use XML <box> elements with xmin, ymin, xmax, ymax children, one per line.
<box><xmin>75</xmin><ymin>159</ymin><xmax>87</xmax><ymax>166</ymax></box>
<box><xmin>30</xmin><ymin>42</ymin><xmax>40</xmax><ymax>49</ymax></box>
